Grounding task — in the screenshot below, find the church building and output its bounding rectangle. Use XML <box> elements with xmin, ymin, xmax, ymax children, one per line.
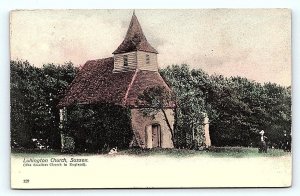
<box><xmin>58</xmin><ymin>12</ymin><xmax>175</xmax><ymax>151</ymax></box>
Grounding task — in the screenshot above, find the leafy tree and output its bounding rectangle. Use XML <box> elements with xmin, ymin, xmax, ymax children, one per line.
<box><xmin>160</xmin><ymin>65</ymin><xmax>207</xmax><ymax>148</ymax></box>
<box><xmin>160</xmin><ymin>64</ymin><xmax>291</xmax><ymax>148</ymax></box>
<box><xmin>64</xmin><ymin>104</ymin><xmax>133</xmax><ymax>152</ymax></box>
<box><xmin>41</xmin><ymin>62</ymin><xmax>78</xmax><ymax>148</ymax></box>
<box><xmin>11</xmin><ymin>60</ymin><xmax>43</xmax><ymax>148</ymax></box>
<box><xmin>10</xmin><ymin>60</ymin><xmax>78</xmax><ymax>149</ymax></box>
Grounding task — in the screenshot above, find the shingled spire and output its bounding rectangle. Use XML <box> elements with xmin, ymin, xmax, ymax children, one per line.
<box><xmin>113</xmin><ymin>12</ymin><xmax>158</xmax><ymax>54</ymax></box>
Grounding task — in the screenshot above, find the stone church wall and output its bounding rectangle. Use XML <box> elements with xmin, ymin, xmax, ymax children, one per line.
<box><xmin>130</xmin><ymin>108</ymin><xmax>174</xmax><ymax>148</ymax></box>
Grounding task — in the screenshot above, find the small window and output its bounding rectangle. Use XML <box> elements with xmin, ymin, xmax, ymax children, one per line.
<box><xmin>123</xmin><ymin>55</ymin><xmax>128</xmax><ymax>66</ymax></box>
<box><xmin>146</xmin><ymin>54</ymin><xmax>150</xmax><ymax>65</ymax></box>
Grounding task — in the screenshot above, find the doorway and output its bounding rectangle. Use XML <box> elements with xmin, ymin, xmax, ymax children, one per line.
<box><xmin>152</xmin><ymin>124</ymin><xmax>161</xmax><ymax>148</ymax></box>
<box><xmin>145</xmin><ymin>124</ymin><xmax>161</xmax><ymax>148</ymax></box>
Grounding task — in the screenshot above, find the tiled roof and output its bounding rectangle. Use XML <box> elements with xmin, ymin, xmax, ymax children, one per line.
<box><xmin>125</xmin><ymin>70</ymin><xmax>173</xmax><ymax>107</ymax></box>
<box><xmin>58</xmin><ymin>57</ymin><xmax>174</xmax><ymax>108</ymax></box>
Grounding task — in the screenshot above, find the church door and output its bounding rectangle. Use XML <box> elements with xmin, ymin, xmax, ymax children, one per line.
<box><xmin>152</xmin><ymin>124</ymin><xmax>161</xmax><ymax>148</ymax></box>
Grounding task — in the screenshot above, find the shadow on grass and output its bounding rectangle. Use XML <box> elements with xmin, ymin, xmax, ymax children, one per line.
<box><xmin>11</xmin><ymin>147</ymin><xmax>290</xmax><ymax>158</ymax></box>
<box><xmin>117</xmin><ymin>147</ymin><xmax>290</xmax><ymax>158</ymax></box>
<box><xmin>11</xmin><ymin>148</ymin><xmax>63</xmax><ymax>157</ymax></box>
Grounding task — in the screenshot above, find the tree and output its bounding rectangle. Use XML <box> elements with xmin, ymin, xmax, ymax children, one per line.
<box><xmin>137</xmin><ymin>86</ymin><xmax>175</xmax><ymax>142</ymax></box>
<box><xmin>160</xmin><ymin>64</ymin><xmax>291</xmax><ymax>148</ymax></box>
<box><xmin>11</xmin><ymin>60</ymin><xmax>42</xmax><ymax>148</ymax></box>
<box><xmin>10</xmin><ymin>60</ymin><xmax>78</xmax><ymax>149</ymax></box>
<box><xmin>41</xmin><ymin>62</ymin><xmax>78</xmax><ymax>148</ymax></box>
<box><xmin>160</xmin><ymin>65</ymin><xmax>207</xmax><ymax>148</ymax></box>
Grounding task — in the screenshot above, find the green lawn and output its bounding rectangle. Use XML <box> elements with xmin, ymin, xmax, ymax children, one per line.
<box><xmin>11</xmin><ymin>147</ymin><xmax>290</xmax><ymax>158</ymax></box>
<box><xmin>118</xmin><ymin>147</ymin><xmax>290</xmax><ymax>158</ymax></box>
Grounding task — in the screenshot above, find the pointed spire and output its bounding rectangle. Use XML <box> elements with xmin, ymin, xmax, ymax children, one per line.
<box><xmin>113</xmin><ymin>11</ymin><xmax>158</xmax><ymax>54</ymax></box>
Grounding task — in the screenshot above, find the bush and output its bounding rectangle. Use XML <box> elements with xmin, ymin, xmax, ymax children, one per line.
<box><xmin>64</xmin><ymin>104</ymin><xmax>133</xmax><ymax>153</ymax></box>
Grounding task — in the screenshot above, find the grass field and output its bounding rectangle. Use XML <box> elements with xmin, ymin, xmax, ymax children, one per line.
<box><xmin>118</xmin><ymin>147</ymin><xmax>290</xmax><ymax>158</ymax></box>
<box><xmin>11</xmin><ymin>146</ymin><xmax>290</xmax><ymax>158</ymax></box>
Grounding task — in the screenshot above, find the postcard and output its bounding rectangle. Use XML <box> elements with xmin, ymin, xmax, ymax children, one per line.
<box><xmin>10</xmin><ymin>9</ymin><xmax>292</xmax><ymax>188</ymax></box>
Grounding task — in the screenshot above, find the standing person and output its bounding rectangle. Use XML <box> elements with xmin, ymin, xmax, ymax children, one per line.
<box><xmin>259</xmin><ymin>130</ymin><xmax>267</xmax><ymax>153</ymax></box>
<box><xmin>283</xmin><ymin>131</ymin><xmax>291</xmax><ymax>152</ymax></box>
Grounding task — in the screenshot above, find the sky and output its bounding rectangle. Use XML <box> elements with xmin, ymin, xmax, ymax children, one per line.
<box><xmin>10</xmin><ymin>9</ymin><xmax>291</xmax><ymax>86</ymax></box>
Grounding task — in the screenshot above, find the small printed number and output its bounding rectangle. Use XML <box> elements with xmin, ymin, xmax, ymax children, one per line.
<box><xmin>23</xmin><ymin>179</ymin><xmax>29</xmax><ymax>183</ymax></box>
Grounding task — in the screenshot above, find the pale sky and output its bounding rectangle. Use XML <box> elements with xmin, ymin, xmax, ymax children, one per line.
<box><xmin>10</xmin><ymin>9</ymin><xmax>291</xmax><ymax>86</ymax></box>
